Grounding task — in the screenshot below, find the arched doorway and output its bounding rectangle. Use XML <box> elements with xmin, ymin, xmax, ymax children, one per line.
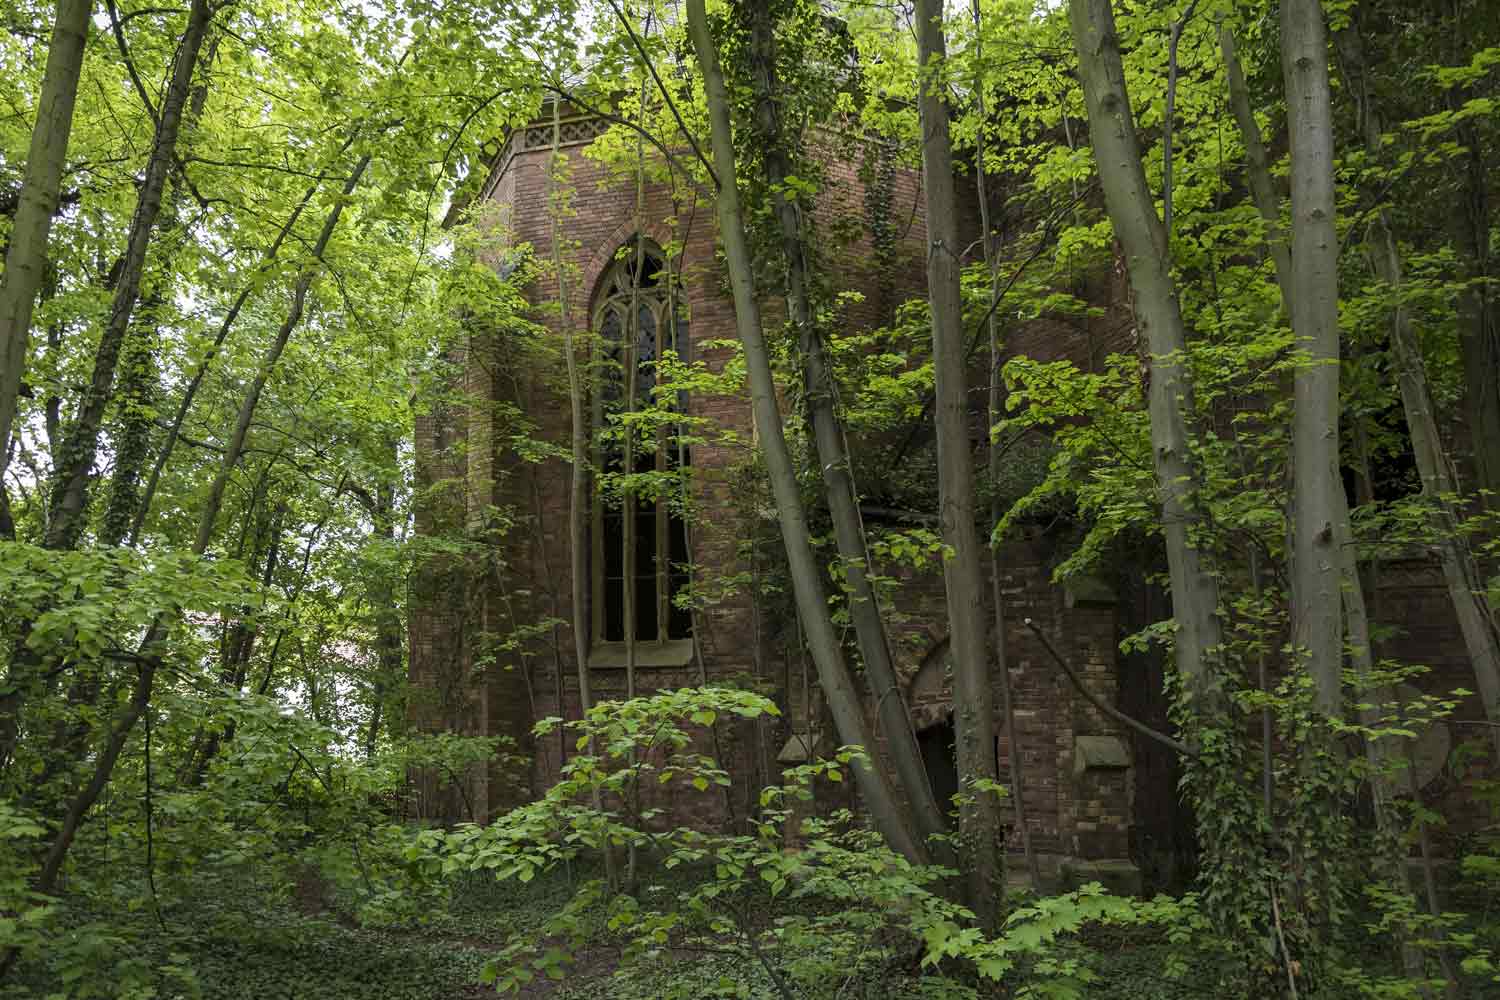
<box><xmin>917</xmin><ymin>714</ymin><xmax>958</xmax><ymax>829</ymax></box>
<box><xmin>908</xmin><ymin>642</ymin><xmax>959</xmax><ymax>829</ymax></box>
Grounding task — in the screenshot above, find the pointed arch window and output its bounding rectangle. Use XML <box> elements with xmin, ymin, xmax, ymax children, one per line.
<box><xmin>591</xmin><ymin>238</ymin><xmax>692</xmax><ymax>652</ymax></box>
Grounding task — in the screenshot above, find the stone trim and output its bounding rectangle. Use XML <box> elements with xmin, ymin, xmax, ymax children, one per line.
<box><xmin>581</xmin><ymin>218</ymin><xmax>684</xmax><ymax>309</ymax></box>
<box><xmin>587</xmin><ymin>638</ymin><xmax>696</xmax><ymax>669</ymax></box>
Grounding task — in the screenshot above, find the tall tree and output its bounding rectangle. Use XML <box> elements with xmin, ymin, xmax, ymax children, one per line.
<box><xmin>33</xmin><ymin>149</ymin><xmax>371</xmax><ymax>899</ymax></box>
<box><xmin>44</xmin><ymin>0</ymin><xmax>214</xmax><ymax>553</ymax></box>
<box><xmin>685</xmin><ymin>0</ymin><xmax>925</xmax><ymax>864</ymax></box>
<box><xmin>548</xmin><ymin>95</ymin><xmax>619</xmax><ymax>888</ymax></box>
<box><xmin>971</xmin><ymin>0</ymin><xmax>1039</xmax><ymax>892</ymax></box>
<box><xmin>1443</xmin><ymin>1</ymin><xmax>1500</xmax><ymax>505</ymax></box>
<box><xmin>913</xmin><ymin>0</ymin><xmax>1003</xmax><ymax>922</ymax></box>
<box><xmin>0</xmin><ymin>0</ymin><xmax>213</xmax><ymax>777</ymax></box>
<box><xmin>1282</xmin><ymin>0</ymin><xmax>1345</xmax><ymax>718</ymax></box>
<box><xmin>0</xmin><ymin>0</ymin><xmax>91</xmax><ymax>488</ymax></box>
<box><xmin>1066</xmin><ymin>0</ymin><xmax>1224</xmax><ymax>714</ymax></box>
<box><xmin>1333</xmin><ymin>14</ymin><xmax>1500</xmax><ymax>757</ymax></box>
<box><xmin>1220</xmin><ymin>21</ymin><xmax>1437</xmax><ymax>979</ymax></box>
<box><xmin>743</xmin><ymin>0</ymin><xmax>950</xmax><ymax>855</ymax></box>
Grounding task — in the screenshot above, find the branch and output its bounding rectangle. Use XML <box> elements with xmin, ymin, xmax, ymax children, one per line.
<box><xmin>1022</xmin><ymin>617</ymin><xmax>1198</xmax><ymax>759</ymax></box>
<box><xmin>1162</xmin><ymin>0</ymin><xmax>1203</xmax><ymax>240</ymax></box>
<box><xmin>184</xmin><ymin>155</ymin><xmax>342</xmax><ymax>180</ymax></box>
<box><xmin>546</xmin><ymin>85</ymin><xmax>715</xmax><ymax>201</ymax></box>
<box><xmin>290</xmin><ymin>743</ymin><xmax>374</xmax><ymax>893</ymax></box>
<box><xmin>884</xmin><ymin>186</ymin><xmax>1092</xmax><ymax>475</ymax></box>
<box><xmin>116</xmin><ymin>6</ymin><xmax>187</xmax><ymax>28</ymax></box>
<box><xmin>106</xmin><ymin>0</ymin><xmax>159</xmax><ymax>122</ymax></box>
<box><xmin>602</xmin><ymin>0</ymin><xmax>719</xmax><ymax>188</ymax></box>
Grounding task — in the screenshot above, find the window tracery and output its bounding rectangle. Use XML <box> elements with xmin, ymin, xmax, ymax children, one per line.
<box><xmin>590</xmin><ymin>238</ymin><xmax>691</xmax><ymax>647</ymax></box>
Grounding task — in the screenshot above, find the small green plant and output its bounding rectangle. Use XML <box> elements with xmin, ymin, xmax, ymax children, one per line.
<box><xmin>411</xmin><ymin>686</ymin><xmax>1162</xmax><ymax>998</ymax></box>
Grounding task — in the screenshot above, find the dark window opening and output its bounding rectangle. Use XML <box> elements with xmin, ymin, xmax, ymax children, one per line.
<box><xmin>591</xmin><ymin>238</ymin><xmax>691</xmax><ymax>647</ymax></box>
<box><xmin>918</xmin><ymin>715</ymin><xmax>959</xmax><ymax>830</ymax></box>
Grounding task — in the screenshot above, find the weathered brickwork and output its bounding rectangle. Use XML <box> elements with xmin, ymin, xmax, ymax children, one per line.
<box><xmin>1371</xmin><ymin>559</ymin><xmax>1497</xmax><ymax>851</ymax></box>
<box><xmin>409</xmin><ymin>107</ymin><xmax>1144</xmax><ymax>879</ymax></box>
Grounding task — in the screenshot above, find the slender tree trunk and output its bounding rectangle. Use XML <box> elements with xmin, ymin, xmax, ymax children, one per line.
<box><xmin>365</xmin><ymin>476</ymin><xmax>403</xmax><ymax>759</ymax></box>
<box><xmin>547</xmin><ymin>99</ymin><xmax>616</xmax><ymax>888</ymax></box>
<box><xmin>1282</xmin><ymin>0</ymin><xmax>1345</xmax><ymax>718</ymax></box>
<box><xmin>98</xmin><ymin>307</ymin><xmax>160</xmax><ymax>547</ymax></box>
<box><xmin>1333</xmin><ymin>20</ymin><xmax>1500</xmax><ymax>760</ymax></box>
<box><xmin>971</xmin><ymin>0</ymin><xmax>1039</xmax><ymax>891</ymax></box>
<box><xmin>1454</xmin><ymin>144</ymin><xmax>1500</xmax><ymax>504</ymax></box>
<box><xmin>622</xmin><ymin>111</ymin><xmax>648</xmax><ymax>889</ymax></box>
<box><xmin>44</xmin><ymin>0</ymin><xmax>213</xmax><ymax>553</ymax></box>
<box><xmin>0</xmin><ymin>0</ymin><xmax>91</xmax><ymax>483</ymax></box>
<box><xmin>128</xmin><ymin>134</ymin><xmax>356</xmax><ymax>545</ymax></box>
<box><xmin>1221</xmin><ymin>25</ymin><xmax>1436</xmax><ymax>984</ymax></box>
<box><xmin>550</xmin><ymin>104</ymin><xmax>591</xmax><ymax>708</ymax></box>
<box><xmin>186</xmin><ymin>504</ymin><xmax>281</xmax><ymax>783</ymax></box>
<box><xmin>685</xmin><ymin>0</ymin><xmax>924</xmax><ymax>864</ymax></box>
<box><xmin>195</xmin><ymin>156</ymin><xmax>370</xmax><ymax>552</ymax></box>
<box><xmin>1443</xmin><ymin>2</ymin><xmax>1500</xmax><ymax>505</ymax></box>
<box><xmin>1217</xmin><ymin>19</ymin><xmax>1292</xmax><ymax>292</ymax></box>
<box><xmin>1068</xmin><ymin>0</ymin><xmax>1224</xmax><ymax>713</ymax></box>
<box><xmin>102</xmin><ymin>34</ymin><xmax>219</xmax><ymax>547</ymax></box>
<box><xmin>1336</xmin><ymin>509</ymin><xmax>1433</xmax><ymax>987</ymax></box>
<box><xmin>744</xmin><ymin>2</ymin><xmax>949</xmax><ymax>856</ymax></box>
<box><xmin>914</xmin><ymin>0</ymin><xmax>1003</xmax><ymax>921</ymax></box>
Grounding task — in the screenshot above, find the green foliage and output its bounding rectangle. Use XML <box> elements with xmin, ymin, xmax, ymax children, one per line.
<box><xmin>2</xmin><ymin>0</ymin><xmax>1499</xmax><ymax>997</ymax></box>
<box><xmin>403</xmin><ymin>686</ymin><xmax>1170</xmax><ymax>998</ymax></box>
<box><xmin>0</xmin><ymin>800</ymin><xmax>53</xmax><ymax>971</ymax></box>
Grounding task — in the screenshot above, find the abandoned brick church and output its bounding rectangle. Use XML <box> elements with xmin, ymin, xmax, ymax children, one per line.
<box><xmin>407</xmin><ymin>102</ymin><xmax>1480</xmax><ymax>892</ymax></box>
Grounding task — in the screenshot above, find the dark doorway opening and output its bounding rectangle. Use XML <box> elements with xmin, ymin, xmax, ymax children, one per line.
<box><xmin>917</xmin><ymin>715</ymin><xmax>959</xmax><ymax>829</ymax></box>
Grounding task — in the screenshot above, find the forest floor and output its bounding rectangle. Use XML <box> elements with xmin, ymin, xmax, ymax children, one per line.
<box><xmin>11</xmin><ymin>862</ymin><xmax>1221</xmax><ymax>1000</ymax></box>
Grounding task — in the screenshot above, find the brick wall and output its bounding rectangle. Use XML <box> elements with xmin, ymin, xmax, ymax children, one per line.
<box><xmin>406</xmin><ymin>110</ymin><xmax>1136</xmax><ymax>866</ymax></box>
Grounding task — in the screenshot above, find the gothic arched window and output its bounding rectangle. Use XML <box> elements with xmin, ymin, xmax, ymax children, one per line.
<box><xmin>591</xmin><ymin>238</ymin><xmax>691</xmax><ymax>648</ymax></box>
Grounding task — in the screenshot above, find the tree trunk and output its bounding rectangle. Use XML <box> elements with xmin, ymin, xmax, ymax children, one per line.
<box><xmin>365</xmin><ymin>478</ymin><xmax>403</xmax><ymax>759</ymax></box>
<box><xmin>1217</xmin><ymin>19</ymin><xmax>1292</xmax><ymax>295</ymax></box>
<box><xmin>685</xmin><ymin>0</ymin><xmax>925</xmax><ymax>864</ymax></box>
<box><xmin>1067</xmin><ymin>0</ymin><xmax>1224</xmax><ymax>712</ymax></box>
<box><xmin>1333</xmin><ymin>19</ymin><xmax>1500</xmax><ymax>760</ymax></box>
<box><xmin>185</xmin><ymin>501</ymin><xmax>282</xmax><ymax>784</ymax></box>
<box><xmin>1454</xmin><ymin>147</ymin><xmax>1500</xmax><ymax>504</ymax></box>
<box><xmin>1336</xmin><ymin>506</ymin><xmax>1433</xmax><ymax>986</ymax></box>
<box><xmin>98</xmin><ymin>305</ymin><xmax>161</xmax><ymax>547</ymax></box>
<box><xmin>1444</xmin><ymin>4</ymin><xmax>1500</xmax><ymax>505</ymax></box>
<box><xmin>1282</xmin><ymin>0</ymin><xmax>1345</xmax><ymax>719</ymax></box>
<box><xmin>744</xmin><ymin>1</ymin><xmax>950</xmax><ymax>857</ymax></box>
<box><xmin>548</xmin><ymin>98</ymin><xmax>616</xmax><ymax>888</ymax></box>
<box><xmin>1218</xmin><ymin>17</ymin><xmax>1416</xmax><ymax>863</ymax></box>
<box><xmin>102</xmin><ymin>33</ymin><xmax>219</xmax><ymax>547</ymax></box>
<box><xmin>622</xmin><ymin>110</ymin><xmax>649</xmax><ymax>889</ymax></box>
<box><xmin>549</xmin><ymin>104</ymin><xmax>593</xmax><ymax>716</ymax></box>
<box><xmin>0</xmin><ymin>0</ymin><xmax>91</xmax><ymax>483</ymax></box>
<box><xmin>914</xmin><ymin>0</ymin><xmax>1003</xmax><ymax>921</ymax></box>
<box><xmin>43</xmin><ymin>0</ymin><xmax>213</xmax><ymax>553</ymax></box>
<box><xmin>972</xmin><ymin>0</ymin><xmax>1040</xmax><ymax>892</ymax></box>
<box><xmin>128</xmin><ymin>134</ymin><xmax>355</xmax><ymax>545</ymax></box>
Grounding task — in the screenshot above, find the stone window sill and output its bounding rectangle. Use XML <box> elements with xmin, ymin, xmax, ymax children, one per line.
<box><xmin>588</xmin><ymin>638</ymin><xmax>695</xmax><ymax>669</ymax></box>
